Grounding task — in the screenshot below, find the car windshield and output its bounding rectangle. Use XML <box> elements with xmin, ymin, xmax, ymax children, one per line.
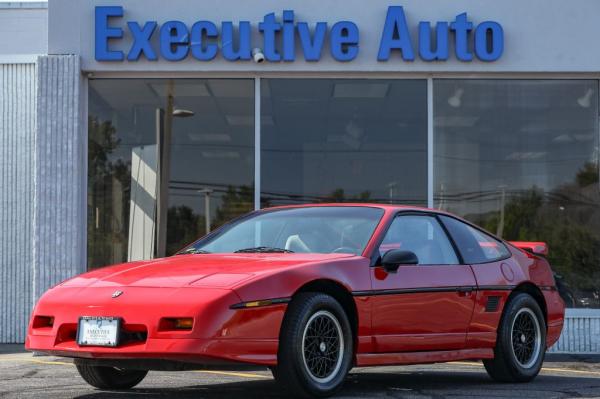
<box><xmin>182</xmin><ymin>207</ymin><xmax>384</xmax><ymax>256</ymax></box>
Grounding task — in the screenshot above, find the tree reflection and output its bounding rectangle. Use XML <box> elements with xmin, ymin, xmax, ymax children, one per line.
<box><xmin>470</xmin><ymin>163</ymin><xmax>600</xmax><ymax>305</ymax></box>
<box><xmin>87</xmin><ymin>117</ymin><xmax>131</xmax><ymax>268</ymax></box>
<box><xmin>165</xmin><ymin>185</ymin><xmax>255</xmax><ymax>256</ymax></box>
<box><xmin>321</xmin><ymin>188</ymin><xmax>372</xmax><ymax>202</ymax></box>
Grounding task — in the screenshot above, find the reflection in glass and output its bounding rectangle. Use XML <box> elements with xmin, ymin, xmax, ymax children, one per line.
<box><xmin>88</xmin><ymin>79</ymin><xmax>254</xmax><ymax>269</ymax></box>
<box><xmin>434</xmin><ymin>80</ymin><xmax>600</xmax><ymax>308</ymax></box>
<box><xmin>261</xmin><ymin>79</ymin><xmax>427</xmax><ymax>207</ymax></box>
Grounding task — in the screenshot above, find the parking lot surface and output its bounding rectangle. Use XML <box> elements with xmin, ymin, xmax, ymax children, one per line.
<box><xmin>1</xmin><ymin>349</ymin><xmax>599</xmax><ymax>399</ymax></box>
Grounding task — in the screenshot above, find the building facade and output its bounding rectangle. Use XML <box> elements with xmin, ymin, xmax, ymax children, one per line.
<box><xmin>1</xmin><ymin>0</ymin><xmax>599</xmax><ymax>351</ymax></box>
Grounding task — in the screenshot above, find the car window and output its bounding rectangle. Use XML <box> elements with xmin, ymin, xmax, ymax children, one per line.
<box><xmin>190</xmin><ymin>207</ymin><xmax>384</xmax><ymax>255</ymax></box>
<box><xmin>379</xmin><ymin>215</ymin><xmax>459</xmax><ymax>265</ymax></box>
<box><xmin>439</xmin><ymin>215</ymin><xmax>510</xmax><ymax>264</ymax></box>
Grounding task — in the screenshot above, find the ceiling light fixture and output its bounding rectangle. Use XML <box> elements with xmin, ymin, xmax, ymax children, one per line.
<box><xmin>172</xmin><ymin>109</ymin><xmax>195</xmax><ymax>117</ymax></box>
<box><xmin>577</xmin><ymin>88</ymin><xmax>593</xmax><ymax>108</ymax></box>
<box><xmin>447</xmin><ymin>88</ymin><xmax>464</xmax><ymax>108</ymax></box>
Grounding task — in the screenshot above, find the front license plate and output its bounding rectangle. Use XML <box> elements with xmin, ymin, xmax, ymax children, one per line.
<box><xmin>77</xmin><ymin>317</ymin><xmax>120</xmax><ymax>347</ymax></box>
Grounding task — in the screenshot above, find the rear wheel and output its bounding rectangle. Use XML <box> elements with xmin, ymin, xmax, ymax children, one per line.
<box><xmin>275</xmin><ymin>293</ymin><xmax>353</xmax><ymax>398</ymax></box>
<box><xmin>484</xmin><ymin>292</ymin><xmax>546</xmax><ymax>382</ymax></box>
<box><xmin>76</xmin><ymin>363</ymin><xmax>148</xmax><ymax>390</ymax></box>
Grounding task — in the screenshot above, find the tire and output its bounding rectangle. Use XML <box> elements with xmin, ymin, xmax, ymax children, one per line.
<box><xmin>275</xmin><ymin>293</ymin><xmax>353</xmax><ymax>398</ymax></box>
<box><xmin>76</xmin><ymin>363</ymin><xmax>148</xmax><ymax>390</ymax></box>
<box><xmin>484</xmin><ymin>292</ymin><xmax>547</xmax><ymax>383</ymax></box>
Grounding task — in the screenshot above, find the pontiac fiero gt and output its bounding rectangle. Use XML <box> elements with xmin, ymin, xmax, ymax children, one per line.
<box><xmin>26</xmin><ymin>204</ymin><xmax>564</xmax><ymax>397</ymax></box>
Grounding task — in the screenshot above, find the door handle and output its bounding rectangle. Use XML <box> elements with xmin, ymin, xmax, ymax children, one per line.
<box><xmin>457</xmin><ymin>286</ymin><xmax>474</xmax><ymax>296</ymax></box>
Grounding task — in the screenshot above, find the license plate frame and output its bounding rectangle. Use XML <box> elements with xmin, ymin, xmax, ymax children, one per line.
<box><xmin>76</xmin><ymin>316</ymin><xmax>121</xmax><ymax>347</ymax></box>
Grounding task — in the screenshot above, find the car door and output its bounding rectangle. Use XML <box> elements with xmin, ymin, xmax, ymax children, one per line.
<box><xmin>368</xmin><ymin>213</ymin><xmax>477</xmax><ymax>353</ymax></box>
<box><xmin>438</xmin><ymin>215</ymin><xmax>518</xmax><ymax>349</ymax></box>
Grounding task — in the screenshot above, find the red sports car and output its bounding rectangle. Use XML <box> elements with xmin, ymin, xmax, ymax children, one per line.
<box><xmin>26</xmin><ymin>204</ymin><xmax>565</xmax><ymax>397</ymax></box>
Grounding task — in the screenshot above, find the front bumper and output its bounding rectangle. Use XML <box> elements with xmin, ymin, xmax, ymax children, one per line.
<box><xmin>27</xmin><ymin>334</ymin><xmax>278</xmax><ymax>366</ymax></box>
<box><xmin>26</xmin><ymin>286</ymin><xmax>285</xmax><ymax>366</ymax></box>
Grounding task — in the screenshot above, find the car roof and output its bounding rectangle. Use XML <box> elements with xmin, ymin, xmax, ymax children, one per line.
<box><xmin>261</xmin><ymin>203</ymin><xmax>445</xmax><ymax>214</ymax></box>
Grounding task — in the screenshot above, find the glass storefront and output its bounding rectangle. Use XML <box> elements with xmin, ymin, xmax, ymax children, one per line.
<box><xmin>87</xmin><ymin>78</ymin><xmax>600</xmax><ymax>308</ymax></box>
<box><xmin>435</xmin><ymin>80</ymin><xmax>600</xmax><ymax>308</ymax></box>
<box><xmin>88</xmin><ymin>79</ymin><xmax>254</xmax><ymax>268</ymax></box>
<box><xmin>261</xmin><ymin>79</ymin><xmax>427</xmax><ymax>206</ymax></box>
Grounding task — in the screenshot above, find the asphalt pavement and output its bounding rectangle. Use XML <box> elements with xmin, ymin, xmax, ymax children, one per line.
<box><xmin>0</xmin><ymin>347</ymin><xmax>599</xmax><ymax>398</ymax></box>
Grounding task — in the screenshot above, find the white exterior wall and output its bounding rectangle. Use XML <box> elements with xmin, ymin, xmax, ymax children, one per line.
<box><xmin>49</xmin><ymin>0</ymin><xmax>600</xmax><ymax>74</ymax></box>
<box><xmin>0</xmin><ymin>61</ymin><xmax>37</xmax><ymax>343</ymax></box>
<box><xmin>33</xmin><ymin>55</ymin><xmax>86</xmax><ymax>302</ymax></box>
<box><xmin>0</xmin><ymin>2</ymin><xmax>47</xmax><ymax>344</ymax></box>
<box><xmin>550</xmin><ymin>310</ymin><xmax>600</xmax><ymax>354</ymax></box>
<box><xmin>0</xmin><ymin>3</ymin><xmax>47</xmax><ymax>57</ymax></box>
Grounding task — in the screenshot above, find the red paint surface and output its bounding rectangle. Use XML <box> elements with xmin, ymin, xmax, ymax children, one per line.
<box><xmin>370</xmin><ymin>265</ymin><xmax>477</xmax><ymax>352</ymax></box>
<box><xmin>26</xmin><ymin>204</ymin><xmax>565</xmax><ymax>368</ymax></box>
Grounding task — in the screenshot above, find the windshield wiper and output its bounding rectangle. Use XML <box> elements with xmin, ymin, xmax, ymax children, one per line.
<box><xmin>177</xmin><ymin>248</ymin><xmax>211</xmax><ymax>255</ymax></box>
<box><xmin>234</xmin><ymin>246</ymin><xmax>294</xmax><ymax>253</ymax></box>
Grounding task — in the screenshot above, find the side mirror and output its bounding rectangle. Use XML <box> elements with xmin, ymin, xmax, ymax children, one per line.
<box><xmin>381</xmin><ymin>249</ymin><xmax>419</xmax><ymax>273</ymax></box>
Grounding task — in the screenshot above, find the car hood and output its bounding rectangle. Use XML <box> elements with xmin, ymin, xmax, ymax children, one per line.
<box><xmin>60</xmin><ymin>253</ymin><xmax>356</xmax><ymax>288</ymax></box>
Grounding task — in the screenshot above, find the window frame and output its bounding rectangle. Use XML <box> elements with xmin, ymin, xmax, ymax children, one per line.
<box><xmin>438</xmin><ymin>214</ymin><xmax>512</xmax><ymax>265</ymax></box>
<box><xmin>370</xmin><ymin>210</ymin><xmax>464</xmax><ymax>267</ymax></box>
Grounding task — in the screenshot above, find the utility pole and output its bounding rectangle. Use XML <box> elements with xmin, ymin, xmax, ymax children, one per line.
<box><xmin>198</xmin><ymin>188</ymin><xmax>214</xmax><ymax>235</ymax></box>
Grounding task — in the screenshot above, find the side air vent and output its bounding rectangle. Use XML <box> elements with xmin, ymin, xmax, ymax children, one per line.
<box><xmin>485</xmin><ymin>296</ymin><xmax>501</xmax><ymax>312</ymax></box>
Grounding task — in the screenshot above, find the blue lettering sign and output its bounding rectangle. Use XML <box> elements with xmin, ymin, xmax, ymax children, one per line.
<box><xmin>297</xmin><ymin>22</ymin><xmax>327</xmax><ymax>61</ymax></box>
<box><xmin>282</xmin><ymin>10</ymin><xmax>295</xmax><ymax>61</ymax></box>
<box><xmin>93</xmin><ymin>6</ymin><xmax>504</xmax><ymax>63</ymax></box>
<box><xmin>222</xmin><ymin>21</ymin><xmax>251</xmax><ymax>61</ymax></box>
<box><xmin>450</xmin><ymin>13</ymin><xmax>473</xmax><ymax>61</ymax></box>
<box><xmin>190</xmin><ymin>21</ymin><xmax>218</xmax><ymax>61</ymax></box>
<box><xmin>418</xmin><ymin>21</ymin><xmax>449</xmax><ymax>61</ymax></box>
<box><xmin>475</xmin><ymin>21</ymin><xmax>504</xmax><ymax>61</ymax></box>
<box><xmin>95</xmin><ymin>6</ymin><xmax>124</xmax><ymax>61</ymax></box>
<box><xmin>330</xmin><ymin>22</ymin><xmax>359</xmax><ymax>62</ymax></box>
<box><xmin>160</xmin><ymin>21</ymin><xmax>189</xmax><ymax>61</ymax></box>
<box><xmin>127</xmin><ymin>21</ymin><xmax>157</xmax><ymax>61</ymax></box>
<box><xmin>258</xmin><ymin>13</ymin><xmax>281</xmax><ymax>61</ymax></box>
<box><xmin>378</xmin><ymin>6</ymin><xmax>414</xmax><ymax>61</ymax></box>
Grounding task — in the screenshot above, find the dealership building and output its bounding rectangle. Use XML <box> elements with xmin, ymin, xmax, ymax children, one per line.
<box><xmin>1</xmin><ymin>0</ymin><xmax>599</xmax><ymax>350</ymax></box>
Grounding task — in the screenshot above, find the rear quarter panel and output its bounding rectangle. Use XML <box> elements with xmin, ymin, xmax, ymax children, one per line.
<box><xmin>469</xmin><ymin>245</ymin><xmax>565</xmax><ymax>349</ymax></box>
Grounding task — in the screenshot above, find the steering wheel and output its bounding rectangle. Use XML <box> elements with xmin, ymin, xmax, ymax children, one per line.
<box><xmin>332</xmin><ymin>247</ymin><xmax>358</xmax><ymax>254</ymax></box>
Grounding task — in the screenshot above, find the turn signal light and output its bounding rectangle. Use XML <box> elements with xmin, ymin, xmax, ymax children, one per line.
<box><xmin>159</xmin><ymin>317</ymin><xmax>194</xmax><ymax>331</ymax></box>
<box><xmin>244</xmin><ymin>300</ymin><xmax>272</xmax><ymax>308</ymax></box>
<box><xmin>229</xmin><ymin>298</ymin><xmax>291</xmax><ymax>309</ymax></box>
<box><xmin>174</xmin><ymin>318</ymin><xmax>194</xmax><ymax>329</ymax></box>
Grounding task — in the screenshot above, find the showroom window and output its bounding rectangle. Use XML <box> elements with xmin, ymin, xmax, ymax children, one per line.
<box><xmin>260</xmin><ymin>79</ymin><xmax>428</xmax><ymax>207</ymax></box>
<box><xmin>88</xmin><ymin>79</ymin><xmax>254</xmax><ymax>268</ymax></box>
<box><xmin>434</xmin><ymin>80</ymin><xmax>600</xmax><ymax>308</ymax></box>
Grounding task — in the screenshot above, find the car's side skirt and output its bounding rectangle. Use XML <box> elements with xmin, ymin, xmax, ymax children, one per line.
<box><xmin>355</xmin><ymin>348</ymin><xmax>494</xmax><ymax>367</ymax></box>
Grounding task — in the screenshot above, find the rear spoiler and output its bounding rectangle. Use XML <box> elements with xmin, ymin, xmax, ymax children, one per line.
<box><xmin>509</xmin><ymin>241</ymin><xmax>548</xmax><ymax>256</ymax></box>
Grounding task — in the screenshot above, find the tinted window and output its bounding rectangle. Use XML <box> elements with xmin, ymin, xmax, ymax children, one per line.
<box><xmin>434</xmin><ymin>79</ymin><xmax>599</xmax><ymax>307</ymax></box>
<box><xmin>379</xmin><ymin>215</ymin><xmax>459</xmax><ymax>265</ymax></box>
<box><xmin>187</xmin><ymin>207</ymin><xmax>384</xmax><ymax>255</ymax></box>
<box><xmin>440</xmin><ymin>216</ymin><xmax>510</xmax><ymax>264</ymax></box>
<box><xmin>88</xmin><ymin>79</ymin><xmax>254</xmax><ymax>268</ymax></box>
<box><xmin>261</xmin><ymin>79</ymin><xmax>427</xmax><ymax>206</ymax></box>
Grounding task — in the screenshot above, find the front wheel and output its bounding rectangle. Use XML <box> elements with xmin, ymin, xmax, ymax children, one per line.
<box><xmin>275</xmin><ymin>293</ymin><xmax>353</xmax><ymax>398</ymax></box>
<box><xmin>76</xmin><ymin>363</ymin><xmax>148</xmax><ymax>390</ymax></box>
<box><xmin>484</xmin><ymin>292</ymin><xmax>546</xmax><ymax>382</ymax></box>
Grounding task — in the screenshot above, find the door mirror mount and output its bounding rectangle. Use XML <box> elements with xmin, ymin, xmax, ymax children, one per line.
<box><xmin>381</xmin><ymin>249</ymin><xmax>419</xmax><ymax>273</ymax></box>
